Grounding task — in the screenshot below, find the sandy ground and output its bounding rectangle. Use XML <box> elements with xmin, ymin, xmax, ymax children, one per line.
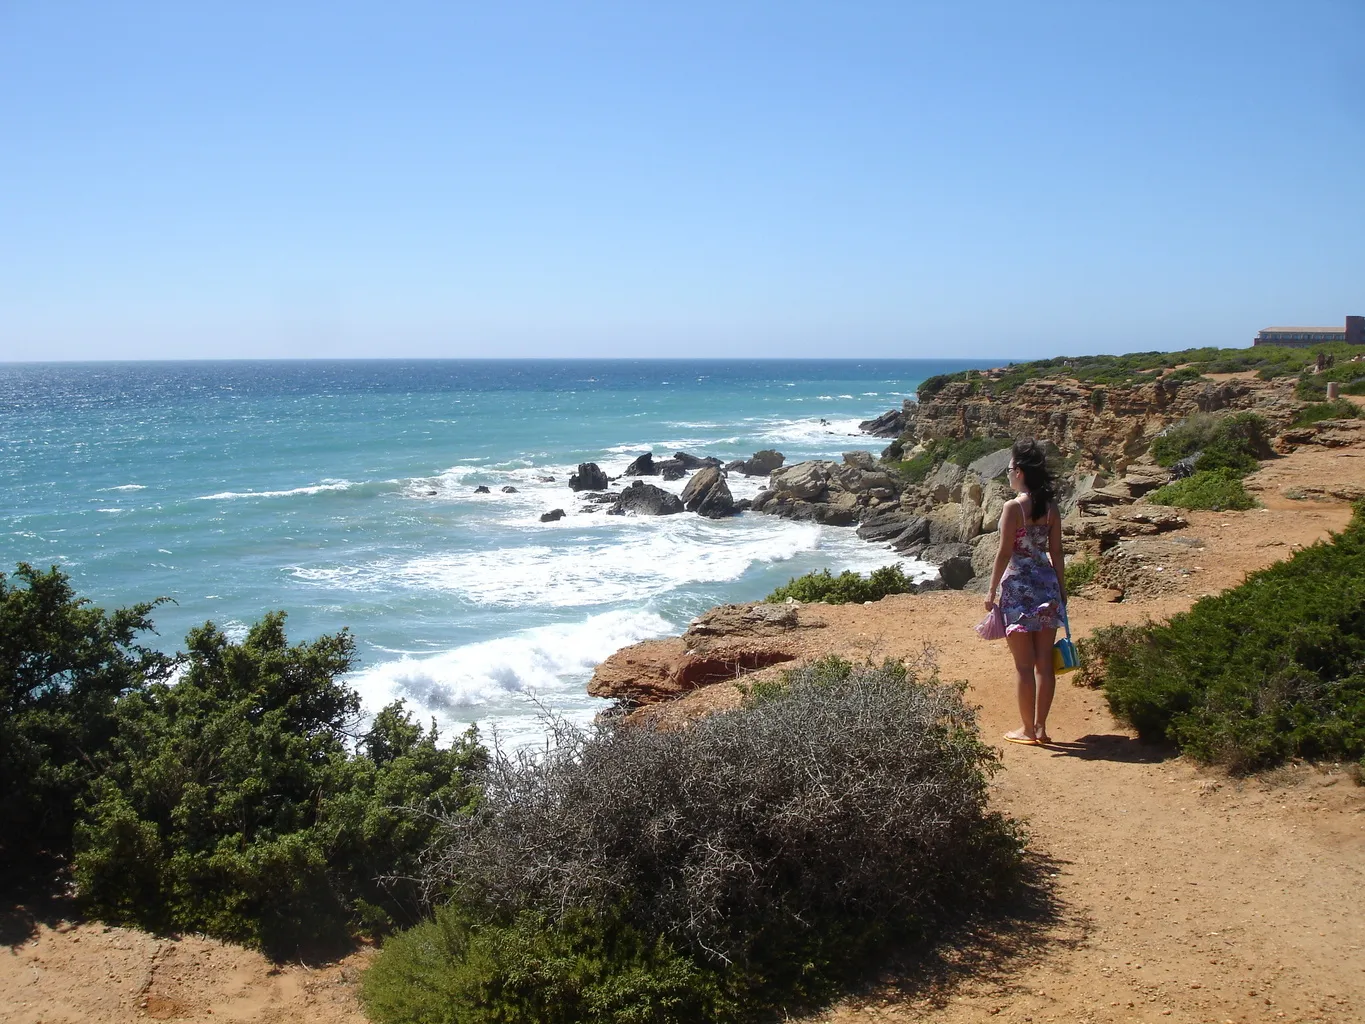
<box><xmin>3</xmin><ymin>436</ymin><xmax>1364</xmax><ymax>1024</ymax></box>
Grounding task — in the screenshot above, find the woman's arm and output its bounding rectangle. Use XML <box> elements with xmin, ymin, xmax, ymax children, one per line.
<box><xmin>1048</xmin><ymin>502</ymin><xmax>1067</xmax><ymax>604</ymax></box>
<box><xmin>987</xmin><ymin>499</ymin><xmax>1020</xmax><ymax>608</ymax></box>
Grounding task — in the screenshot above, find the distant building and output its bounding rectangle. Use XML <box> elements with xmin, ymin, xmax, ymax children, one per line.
<box><xmin>1253</xmin><ymin>316</ymin><xmax>1364</xmax><ymax>348</ymax></box>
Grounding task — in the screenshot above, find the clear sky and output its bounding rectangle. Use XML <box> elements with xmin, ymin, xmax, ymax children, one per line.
<box><xmin>1</xmin><ymin>1</ymin><xmax>1361</xmax><ymax>361</ymax></box>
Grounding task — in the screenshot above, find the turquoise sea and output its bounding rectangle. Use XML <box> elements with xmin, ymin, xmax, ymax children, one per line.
<box><xmin>1</xmin><ymin>359</ymin><xmax>991</xmax><ymax>745</ymax></box>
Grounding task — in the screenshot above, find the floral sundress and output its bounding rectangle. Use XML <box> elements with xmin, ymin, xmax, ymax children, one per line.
<box><xmin>999</xmin><ymin>515</ymin><xmax>1062</xmax><ymax>635</ymax></box>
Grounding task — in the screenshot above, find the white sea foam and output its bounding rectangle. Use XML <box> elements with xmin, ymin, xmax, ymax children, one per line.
<box><xmin>99</xmin><ymin>484</ymin><xmax>147</xmax><ymax>492</ymax></box>
<box><xmin>197</xmin><ymin>479</ymin><xmax>362</xmax><ymax>500</ymax></box>
<box><xmin>96</xmin><ymin>508</ymin><xmax>125</xmax><ymax>513</ymax></box>
<box><xmin>754</xmin><ymin>417</ymin><xmax>868</xmax><ymax>446</ymax></box>
<box><xmin>349</xmin><ymin>608</ymin><xmax>674</xmax><ymax>746</ymax></box>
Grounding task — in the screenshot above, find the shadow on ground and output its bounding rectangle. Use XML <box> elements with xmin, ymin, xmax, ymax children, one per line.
<box><xmin>837</xmin><ymin>850</ymin><xmax>1084</xmax><ymax>1014</ymax></box>
<box><xmin>0</xmin><ymin>856</ymin><xmax>78</xmax><ymax>949</ymax></box>
<box><xmin>1043</xmin><ymin>733</ymin><xmax>1170</xmax><ymax>764</ymax></box>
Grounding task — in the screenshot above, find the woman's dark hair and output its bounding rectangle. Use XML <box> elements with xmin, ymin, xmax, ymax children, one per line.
<box><xmin>1011</xmin><ymin>439</ymin><xmax>1055</xmax><ymax>520</ymax></box>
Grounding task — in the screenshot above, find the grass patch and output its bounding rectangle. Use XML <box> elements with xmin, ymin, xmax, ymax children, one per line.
<box><xmin>885</xmin><ymin>435</ymin><xmax>1013</xmax><ymax>483</ymax></box>
<box><xmin>365</xmin><ymin>657</ymin><xmax>1025</xmax><ymax>1023</ymax></box>
<box><xmin>1148</xmin><ymin>469</ymin><xmax>1257</xmax><ymax>511</ymax></box>
<box><xmin>766</xmin><ymin>564</ymin><xmax>916</xmax><ymax>605</ymax></box>
<box><xmin>1291</xmin><ymin>399</ymin><xmax>1361</xmax><ymax>427</ymax></box>
<box><xmin>1088</xmin><ymin>504</ymin><xmax>1365</xmax><ymax>773</ymax></box>
<box><xmin>1064</xmin><ymin>556</ymin><xmax>1101</xmax><ymax>592</ymax></box>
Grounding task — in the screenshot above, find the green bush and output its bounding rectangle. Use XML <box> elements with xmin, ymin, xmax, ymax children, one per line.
<box><xmin>765</xmin><ymin>564</ymin><xmax>916</xmax><ymax>604</ymax></box>
<box><xmin>886</xmin><ymin>435</ymin><xmax>1012</xmax><ymax>483</ymax></box>
<box><xmin>1149</xmin><ymin>412</ymin><xmax>1271</xmax><ymax>474</ymax></box>
<box><xmin>1065</xmin><ymin>556</ymin><xmax>1101</xmax><ymax>592</ymax></box>
<box><xmin>0</xmin><ymin>564</ymin><xmax>177</xmax><ymax>876</ymax></box>
<box><xmin>1148</xmin><ymin>469</ymin><xmax>1257</xmax><ymax>511</ymax></box>
<box><xmin>1291</xmin><ymin>399</ymin><xmax>1360</xmax><ymax>426</ymax></box>
<box><xmin>376</xmin><ymin>657</ymin><xmax>1024</xmax><ymax>1022</ymax></box>
<box><xmin>73</xmin><ymin>613</ymin><xmax>486</xmax><ymax>955</ymax></box>
<box><xmin>1093</xmin><ymin>504</ymin><xmax>1365</xmax><ymax>772</ymax></box>
<box><xmin>363</xmin><ymin>905</ymin><xmax>722</xmax><ymax>1024</ymax></box>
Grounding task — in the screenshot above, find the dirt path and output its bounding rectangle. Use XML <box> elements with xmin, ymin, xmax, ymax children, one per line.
<box><xmin>3</xmin><ymin>444</ymin><xmax>1363</xmax><ymax>1024</ymax></box>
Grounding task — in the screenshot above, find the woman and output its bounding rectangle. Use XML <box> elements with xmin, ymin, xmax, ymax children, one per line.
<box><xmin>986</xmin><ymin>439</ymin><xmax>1066</xmax><ymax>745</ymax></box>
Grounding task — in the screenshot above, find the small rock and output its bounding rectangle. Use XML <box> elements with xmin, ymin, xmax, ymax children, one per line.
<box><xmin>540</xmin><ymin>509</ymin><xmax>566</xmax><ymax>523</ymax></box>
<box><xmin>502</xmin><ymin>485</ymin><xmax>518</xmax><ymax>493</ymax></box>
<box><xmin>473</xmin><ymin>485</ymin><xmax>490</xmax><ymax>494</ymax></box>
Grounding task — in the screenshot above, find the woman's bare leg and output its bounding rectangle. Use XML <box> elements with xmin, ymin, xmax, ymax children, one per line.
<box><xmin>1005</xmin><ymin>631</ymin><xmax>1038</xmax><ymax>740</ymax></box>
<box><xmin>1032</xmin><ymin>627</ymin><xmax>1058</xmax><ymax>742</ymax></box>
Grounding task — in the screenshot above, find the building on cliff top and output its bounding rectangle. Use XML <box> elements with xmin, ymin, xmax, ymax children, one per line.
<box><xmin>1254</xmin><ymin>316</ymin><xmax>1364</xmax><ymax>348</ymax></box>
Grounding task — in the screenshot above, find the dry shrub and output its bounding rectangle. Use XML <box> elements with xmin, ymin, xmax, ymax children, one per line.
<box><xmin>422</xmin><ymin>657</ymin><xmax>1023</xmax><ymax>968</ymax></box>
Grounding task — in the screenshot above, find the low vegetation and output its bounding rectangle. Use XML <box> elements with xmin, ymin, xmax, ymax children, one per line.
<box><xmin>1064</xmin><ymin>555</ymin><xmax>1101</xmax><ymax>592</ymax></box>
<box><xmin>886</xmin><ymin>435</ymin><xmax>1013</xmax><ymax>483</ymax></box>
<box><xmin>765</xmin><ymin>563</ymin><xmax>917</xmax><ymax>604</ymax></box>
<box><xmin>1</xmin><ymin>565</ymin><xmax>485</xmax><ymax>956</ymax></box>
<box><xmin>363</xmin><ymin>657</ymin><xmax>1025</xmax><ymax>1024</ymax></box>
<box><xmin>916</xmin><ymin>343</ymin><xmax>1365</xmax><ymax>402</ymax></box>
<box><xmin>1083</xmin><ymin>504</ymin><xmax>1365</xmax><ymax>773</ymax></box>
<box><xmin>1148</xmin><ymin>412</ymin><xmax>1272</xmax><ymax>473</ymax></box>
<box><xmin>1291</xmin><ymin>399</ymin><xmax>1361</xmax><ymax>427</ymax></box>
<box><xmin>1148</xmin><ymin>468</ymin><xmax>1257</xmax><ymax>512</ymax></box>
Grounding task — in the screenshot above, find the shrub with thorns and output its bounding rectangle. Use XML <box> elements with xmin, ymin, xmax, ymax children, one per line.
<box><xmin>421</xmin><ymin>656</ymin><xmax>1023</xmax><ymax>966</ymax></box>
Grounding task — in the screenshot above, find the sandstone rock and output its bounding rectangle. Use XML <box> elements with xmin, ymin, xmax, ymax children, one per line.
<box><xmin>889</xmin><ymin>517</ymin><xmax>931</xmax><ymax>551</ymax></box>
<box><xmin>842</xmin><ymin>450</ymin><xmax>877</xmax><ymax>470</ymax></box>
<box><xmin>680</xmin><ymin>466</ymin><xmax>736</xmax><ymax>518</ymax></box>
<box><xmin>938</xmin><ymin>555</ymin><xmax>975</xmax><ymax>590</ymax></box>
<box><xmin>968</xmin><ymin>447</ymin><xmax>1014</xmax><ymax>482</ymax></box>
<box><xmin>1107</xmin><ymin>505</ymin><xmax>1188</xmax><ymax>531</ymax></box>
<box><xmin>856</xmin><ymin>507</ymin><xmax>916</xmax><ymax>543</ymax></box>
<box><xmin>623</xmin><ymin>453</ymin><xmax>658</xmax><ymax>476</ymax></box>
<box><xmin>928</xmin><ymin>461</ymin><xmax>967</xmax><ymax>503</ymax></box>
<box><xmin>609</xmin><ymin>481</ymin><xmax>684</xmax><ymax>516</ymax></box>
<box><xmin>770</xmin><ymin>461</ymin><xmax>829</xmax><ymax>501</ymax></box>
<box><xmin>569</xmin><ymin>463</ymin><xmax>609</xmax><ymax>491</ymax></box>
<box><xmin>971</xmin><ymin>531</ymin><xmax>1000</xmax><ymax>579</ymax></box>
<box><xmin>981</xmin><ymin>479</ymin><xmax>1011</xmax><ymax>528</ymax></box>
<box><xmin>540</xmin><ymin>508</ymin><xmax>565</xmax><ymax>522</ymax></box>
<box><xmin>683</xmin><ymin>602</ymin><xmax>800</xmax><ymax>642</ymax></box>
<box><xmin>957</xmin><ymin>501</ymin><xmax>984</xmax><ymax>542</ymax></box>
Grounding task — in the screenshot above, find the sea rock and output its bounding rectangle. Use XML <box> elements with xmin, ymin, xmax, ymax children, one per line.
<box><xmin>609</xmin><ymin>481</ymin><xmax>684</xmax><ymax>516</ymax></box>
<box><xmin>537</xmin><ymin>475</ymin><xmax>556</xmax><ymax>482</ymax></box>
<box><xmin>856</xmin><ymin>508</ymin><xmax>918</xmax><ymax>544</ymax></box>
<box><xmin>727</xmin><ymin>449</ymin><xmax>785</xmax><ymax>477</ymax></box>
<box><xmin>473</xmin><ymin>485</ymin><xmax>490</xmax><ymax>494</ymax></box>
<box><xmin>502</xmin><ymin>486</ymin><xmax>518</xmax><ymax>493</ymax></box>
<box><xmin>920</xmin><ymin>542</ymin><xmax>974</xmax><ymax>564</ymax></box>
<box><xmin>888</xmin><ymin>517</ymin><xmax>931</xmax><ymax>551</ymax></box>
<box><xmin>674</xmin><ymin>451</ymin><xmax>722</xmax><ymax>470</ymax></box>
<box><xmin>623</xmin><ymin>453</ymin><xmax>658</xmax><ymax>476</ymax></box>
<box><xmin>938</xmin><ymin>555</ymin><xmax>976</xmax><ymax>590</ymax></box>
<box><xmin>540</xmin><ymin>508</ymin><xmax>566</xmax><ymax>523</ymax></box>
<box><xmin>570</xmin><ymin>463</ymin><xmax>609</xmax><ymax>491</ymax></box>
<box><xmin>858</xmin><ymin>408</ymin><xmax>905</xmax><ymax>438</ymax></box>
<box><xmin>656</xmin><ymin>458</ymin><xmax>687</xmax><ymax>480</ymax></box>
<box><xmin>769</xmin><ymin>462</ymin><xmax>828</xmax><ymax>501</ymax></box>
<box><xmin>680</xmin><ymin>466</ymin><xmax>736</xmax><ymax>518</ymax></box>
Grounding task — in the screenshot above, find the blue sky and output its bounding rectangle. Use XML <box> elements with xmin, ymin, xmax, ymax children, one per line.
<box><xmin>1</xmin><ymin>1</ymin><xmax>1361</xmax><ymax>361</ymax></box>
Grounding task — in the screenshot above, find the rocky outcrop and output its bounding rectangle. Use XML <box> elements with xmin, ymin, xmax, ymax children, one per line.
<box><xmin>608</xmin><ymin>481</ymin><xmax>684</xmax><ymax>516</ymax></box>
<box><xmin>680</xmin><ymin>466</ymin><xmax>736</xmax><ymax>518</ymax></box>
<box><xmin>674</xmin><ymin>451</ymin><xmax>722</xmax><ymax>471</ymax></box>
<box><xmin>893</xmin><ymin>374</ymin><xmax>1296</xmax><ymax>470</ymax></box>
<box><xmin>587</xmin><ymin>602</ymin><xmax>814</xmax><ymax>706</ymax></box>
<box><xmin>474</xmin><ymin>485</ymin><xmax>490</xmax><ymax>494</ymax></box>
<box><xmin>859</xmin><ymin>408</ymin><xmax>905</xmax><ymax>437</ymax></box>
<box><xmin>725</xmin><ymin>449</ymin><xmax>785</xmax><ymax>477</ymax></box>
<box><xmin>752</xmin><ymin>453</ymin><xmax>903</xmax><ymax>527</ymax></box>
<box><xmin>570</xmin><ymin>463</ymin><xmax>609</xmax><ymax>491</ymax></box>
<box><xmin>540</xmin><ymin>508</ymin><xmax>566</xmax><ymax>522</ymax></box>
<box><xmin>657</xmin><ymin>459</ymin><xmax>687</xmax><ymax>480</ymax></box>
<box><xmin>623</xmin><ymin>453</ymin><xmax>658</xmax><ymax>476</ymax></box>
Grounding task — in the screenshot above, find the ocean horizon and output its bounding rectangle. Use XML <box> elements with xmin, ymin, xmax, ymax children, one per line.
<box><xmin>2</xmin><ymin>357</ymin><xmax>998</xmax><ymax>745</ymax></box>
